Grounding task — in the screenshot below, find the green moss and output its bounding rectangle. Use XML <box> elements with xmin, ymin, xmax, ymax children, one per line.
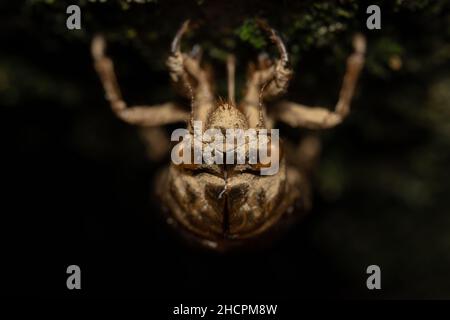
<box><xmin>235</xmin><ymin>19</ymin><xmax>267</xmax><ymax>49</ymax></box>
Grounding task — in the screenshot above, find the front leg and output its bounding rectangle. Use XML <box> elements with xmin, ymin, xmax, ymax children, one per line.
<box><xmin>91</xmin><ymin>35</ymin><xmax>189</xmax><ymax>126</ymax></box>
<box><xmin>274</xmin><ymin>34</ymin><xmax>366</xmax><ymax>129</ymax></box>
<box><xmin>166</xmin><ymin>20</ymin><xmax>215</xmax><ymax>125</ymax></box>
<box><xmin>255</xmin><ymin>19</ymin><xmax>292</xmax><ymax>100</ymax></box>
<box><xmin>240</xmin><ymin>22</ymin><xmax>292</xmax><ymax>127</ymax></box>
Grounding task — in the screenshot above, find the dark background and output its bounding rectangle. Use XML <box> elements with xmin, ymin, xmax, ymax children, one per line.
<box><xmin>1</xmin><ymin>0</ymin><xmax>450</xmax><ymax>299</ymax></box>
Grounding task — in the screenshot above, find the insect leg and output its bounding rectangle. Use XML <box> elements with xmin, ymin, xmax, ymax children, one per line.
<box><xmin>273</xmin><ymin>34</ymin><xmax>366</xmax><ymax>129</ymax></box>
<box><xmin>91</xmin><ymin>35</ymin><xmax>189</xmax><ymax>126</ymax></box>
<box><xmin>240</xmin><ymin>22</ymin><xmax>292</xmax><ymax>127</ymax></box>
<box><xmin>166</xmin><ymin>20</ymin><xmax>214</xmax><ymax>125</ymax></box>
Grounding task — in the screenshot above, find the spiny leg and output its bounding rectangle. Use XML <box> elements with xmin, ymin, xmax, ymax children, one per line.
<box><xmin>274</xmin><ymin>34</ymin><xmax>366</xmax><ymax>129</ymax></box>
<box><xmin>241</xmin><ymin>57</ymin><xmax>279</xmax><ymax>128</ymax></box>
<box><xmin>91</xmin><ymin>35</ymin><xmax>189</xmax><ymax>126</ymax></box>
<box><xmin>240</xmin><ymin>21</ymin><xmax>292</xmax><ymax>127</ymax></box>
<box><xmin>257</xmin><ymin>20</ymin><xmax>292</xmax><ymax>100</ymax></box>
<box><xmin>166</xmin><ymin>20</ymin><xmax>215</xmax><ymax>126</ymax></box>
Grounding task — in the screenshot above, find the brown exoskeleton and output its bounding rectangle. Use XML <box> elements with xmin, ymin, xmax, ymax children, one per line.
<box><xmin>91</xmin><ymin>20</ymin><xmax>366</xmax><ymax>250</ymax></box>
